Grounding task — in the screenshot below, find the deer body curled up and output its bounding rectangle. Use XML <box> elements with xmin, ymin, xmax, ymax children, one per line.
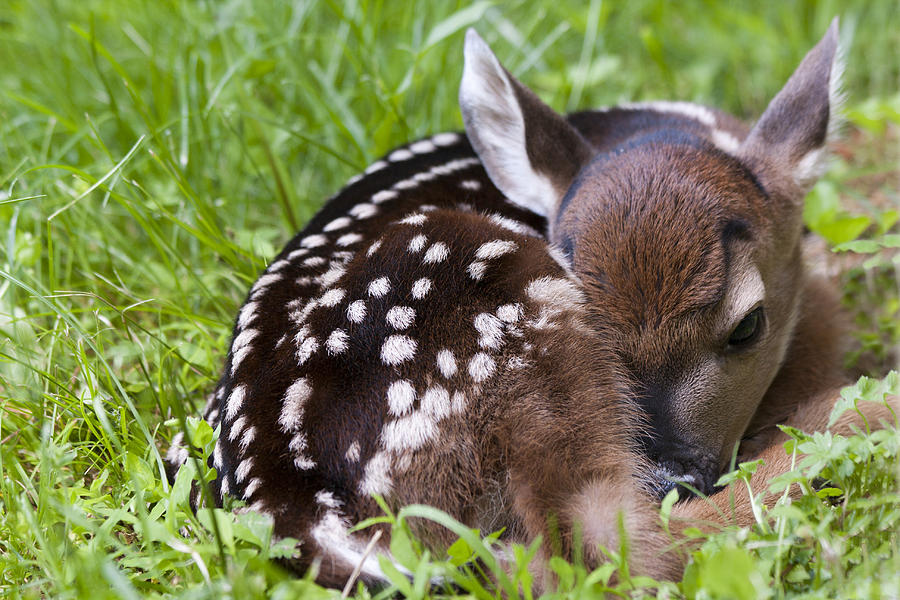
<box><xmin>171</xmin><ymin>20</ymin><xmax>897</xmax><ymax>588</ymax></box>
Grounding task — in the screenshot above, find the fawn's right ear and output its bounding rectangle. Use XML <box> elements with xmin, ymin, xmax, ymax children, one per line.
<box><xmin>739</xmin><ymin>18</ymin><xmax>844</xmax><ymax>196</ymax></box>
<box><xmin>459</xmin><ymin>29</ymin><xmax>594</xmax><ymax>219</ymax></box>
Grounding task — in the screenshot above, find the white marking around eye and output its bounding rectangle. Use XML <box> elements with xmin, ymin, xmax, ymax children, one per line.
<box><xmin>411</xmin><ymin>278</ymin><xmax>432</xmax><ymax>299</ymax></box>
<box><xmin>368</xmin><ymin>277</ymin><xmax>391</xmax><ymax>297</ymax></box>
<box><xmin>387</xmin><ymin>379</ymin><xmax>416</xmax><ymax>416</ymax></box>
<box><xmin>381</xmin><ymin>335</ymin><xmax>417</xmax><ymax>365</ymax></box>
<box><xmin>423</xmin><ymin>242</ymin><xmax>449</xmax><ymax>264</ymax></box>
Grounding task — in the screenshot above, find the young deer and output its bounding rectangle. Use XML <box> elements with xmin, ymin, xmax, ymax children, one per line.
<box><xmin>171</xmin><ymin>18</ymin><xmax>896</xmax><ymax>587</ymax></box>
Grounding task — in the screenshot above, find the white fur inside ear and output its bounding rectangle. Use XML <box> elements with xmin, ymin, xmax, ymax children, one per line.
<box><xmin>459</xmin><ymin>29</ymin><xmax>557</xmax><ymax>217</ymax></box>
<box><xmin>793</xmin><ymin>147</ymin><xmax>828</xmax><ymax>188</ymax></box>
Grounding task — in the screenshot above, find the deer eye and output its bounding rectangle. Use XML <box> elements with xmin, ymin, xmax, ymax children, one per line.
<box><xmin>728</xmin><ymin>307</ymin><xmax>764</xmax><ymax>347</ymax></box>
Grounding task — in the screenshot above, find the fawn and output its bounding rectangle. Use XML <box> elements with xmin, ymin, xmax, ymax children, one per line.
<box><xmin>171</xmin><ymin>18</ymin><xmax>896</xmax><ymax>587</ymax></box>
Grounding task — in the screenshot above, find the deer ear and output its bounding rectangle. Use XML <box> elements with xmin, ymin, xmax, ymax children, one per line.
<box><xmin>459</xmin><ymin>29</ymin><xmax>594</xmax><ymax>218</ymax></box>
<box><xmin>740</xmin><ymin>18</ymin><xmax>844</xmax><ymax>194</ymax></box>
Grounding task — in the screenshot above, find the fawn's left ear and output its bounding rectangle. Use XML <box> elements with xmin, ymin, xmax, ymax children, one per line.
<box><xmin>459</xmin><ymin>29</ymin><xmax>594</xmax><ymax>218</ymax></box>
<box><xmin>740</xmin><ymin>17</ymin><xmax>844</xmax><ymax>194</ymax></box>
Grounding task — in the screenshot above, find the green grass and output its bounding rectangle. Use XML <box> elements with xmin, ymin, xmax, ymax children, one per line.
<box><xmin>1</xmin><ymin>1</ymin><xmax>898</xmax><ymax>597</ymax></box>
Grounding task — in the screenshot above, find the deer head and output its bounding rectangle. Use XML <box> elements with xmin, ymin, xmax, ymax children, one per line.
<box><xmin>460</xmin><ymin>21</ymin><xmax>843</xmax><ymax>495</ymax></box>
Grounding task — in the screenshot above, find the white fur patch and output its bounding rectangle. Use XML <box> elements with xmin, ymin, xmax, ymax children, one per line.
<box><xmin>230</xmin><ymin>344</ymin><xmax>252</xmax><ymax>375</ymax></box>
<box><xmin>411</xmin><ymin>278</ymin><xmax>432</xmax><ymax>299</ymax></box>
<box><xmin>372</xmin><ymin>190</ymin><xmax>398</xmax><ymax>204</ymax></box>
<box><xmin>235</xmin><ymin>457</ymin><xmax>253</xmax><ymax>483</ymax></box>
<box><xmin>319</xmin><ymin>288</ymin><xmax>346</xmax><ymax>307</ymax></box>
<box><xmin>400</xmin><ymin>213</ymin><xmax>428</xmax><ymax>226</ymax></box>
<box><xmin>382</xmin><ymin>412</ymin><xmax>436</xmax><ymax>451</ymax></box>
<box><xmin>350</xmin><ymin>203</ymin><xmax>379</xmax><ymax>219</ymax></box>
<box><xmin>279</xmin><ymin>378</ymin><xmax>312</xmax><ymax>432</ymax></box>
<box><xmin>225</xmin><ymin>384</ymin><xmax>247</xmax><ymax>421</ymax></box>
<box><xmin>300</xmin><ymin>234</ymin><xmax>329</xmax><ymax>249</ymax></box>
<box><xmin>359</xmin><ymin>450</ymin><xmax>392</xmax><ymax>496</ymax></box>
<box><xmin>421</xmin><ymin>386</ymin><xmax>451</xmax><ymax>420</ymax></box>
<box><xmin>381</xmin><ymin>335</ymin><xmax>417</xmax><ymax>365</ymax></box>
<box><xmin>423</xmin><ymin>242</ymin><xmax>449</xmax><ymax>264</ymax></box>
<box><xmin>365</xmin><ymin>160</ymin><xmax>387</xmax><ymax>174</ymax></box>
<box><xmin>237</xmin><ymin>301</ymin><xmax>259</xmax><ymax>329</ymax></box>
<box><xmin>317</xmin><ymin>264</ymin><xmax>346</xmax><ymax>288</ymax></box>
<box><xmin>487</xmin><ymin>213</ymin><xmax>541</xmax><ymax>237</ymax></box>
<box><xmin>250</xmin><ymin>273</ymin><xmax>283</xmax><ymax>296</ymax></box>
<box><xmin>711</xmin><ymin>128</ymin><xmax>740</xmax><ymax>154</ymax></box>
<box><xmin>389</xmin><ymin>148</ymin><xmax>414</xmax><ymax>162</ymax></box>
<box><xmin>303</xmin><ymin>256</ymin><xmax>327</xmax><ymax>267</ymax></box>
<box><xmin>460</xmin><ymin>179</ymin><xmax>482</xmax><ymax>191</ymax></box>
<box><xmin>496</xmin><ymin>303</ymin><xmax>523</xmax><ymax>323</ymax></box>
<box><xmin>386</xmin><ymin>306</ymin><xmax>415</xmax><ymax>330</ymax></box>
<box><xmin>367</xmin><ymin>239</ymin><xmax>383</xmax><ymax>256</ymax></box>
<box><xmin>347</xmin><ymin>300</ymin><xmax>367</xmax><ymax>323</ymax></box>
<box><xmin>467</xmin><ymin>261</ymin><xmax>487</xmax><ymax>280</ymax></box>
<box><xmin>526</xmin><ymin>276</ymin><xmax>585</xmax><ymax>306</ymax></box>
<box><xmin>436</xmin><ymin>349</ymin><xmax>457</xmax><ymax>378</ymax></box>
<box><xmin>243</xmin><ymin>477</ymin><xmax>262</xmax><ymax>499</ymax></box>
<box><xmin>296</xmin><ymin>335</ymin><xmax>319</xmax><ymax>366</ymax></box>
<box><xmin>431</xmin><ymin>132</ymin><xmax>460</xmax><ymax>146</ymax></box>
<box><xmin>315</xmin><ymin>490</ymin><xmax>342</xmax><ymax>509</ymax></box>
<box><xmin>387</xmin><ymin>379</ymin><xmax>416</xmax><ymax>416</ymax></box>
<box><xmin>336</xmin><ymin>232</ymin><xmax>363</xmax><ymax>247</ymax></box>
<box><xmin>474</xmin><ymin>312</ymin><xmax>504</xmax><ymax>350</ymax></box>
<box><xmin>408</xmin><ymin>234</ymin><xmax>428</xmax><ymax>253</ymax></box>
<box><xmin>451</xmin><ymin>391</ymin><xmax>467</xmax><ymax>414</ymax></box>
<box><xmin>326</xmin><ymin>329</ymin><xmax>349</xmax><ymax>355</ymax></box>
<box><xmin>476</xmin><ymin>240</ymin><xmax>517</xmax><ymax>259</ymax></box>
<box><xmin>239</xmin><ymin>426</ymin><xmax>256</xmax><ymax>453</ymax></box>
<box><xmin>410</xmin><ymin>139</ymin><xmax>437</xmax><ymax>154</ymax></box>
<box><xmin>287</xmin><ymin>248</ymin><xmax>309</xmax><ymax>261</ymax></box>
<box><xmin>468</xmin><ymin>352</ymin><xmax>496</xmax><ymax>383</ymax></box>
<box><xmin>345</xmin><ymin>440</ymin><xmax>361</xmax><ymax>462</ymax></box>
<box><xmin>368</xmin><ymin>276</ymin><xmax>391</xmax><ymax>297</ymax></box>
<box><xmin>619</xmin><ymin>100</ymin><xmax>716</xmax><ymax>127</ymax></box>
<box><xmin>323</xmin><ymin>216</ymin><xmax>352</xmax><ymax>232</ymax></box>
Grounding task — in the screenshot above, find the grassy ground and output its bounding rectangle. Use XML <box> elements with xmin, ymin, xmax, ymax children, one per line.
<box><xmin>1</xmin><ymin>1</ymin><xmax>898</xmax><ymax>598</ymax></box>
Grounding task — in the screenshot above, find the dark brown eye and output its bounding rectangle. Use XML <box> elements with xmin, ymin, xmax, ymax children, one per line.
<box><xmin>729</xmin><ymin>307</ymin><xmax>764</xmax><ymax>346</ymax></box>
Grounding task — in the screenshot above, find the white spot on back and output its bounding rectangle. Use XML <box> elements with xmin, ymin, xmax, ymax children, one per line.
<box><xmin>431</xmin><ymin>132</ymin><xmax>460</xmax><ymax>146</ymax></box>
<box><xmin>411</xmin><ymin>278</ymin><xmax>432</xmax><ymax>299</ymax></box>
<box><xmin>225</xmin><ymin>384</ymin><xmax>247</xmax><ymax>421</ymax></box>
<box><xmin>238</xmin><ymin>301</ymin><xmax>259</xmax><ymax>329</ymax></box>
<box><xmin>296</xmin><ymin>336</ymin><xmax>319</xmax><ymax>365</ymax></box>
<box><xmin>619</xmin><ymin>100</ymin><xmax>716</xmax><ymax>127</ymax></box>
<box><xmin>317</xmin><ymin>264</ymin><xmax>346</xmax><ymax>288</ymax></box>
<box><xmin>393</xmin><ymin>178</ymin><xmax>418</xmax><ymax>191</ymax></box>
<box><xmin>365</xmin><ymin>160</ymin><xmax>387</xmax><ymax>174</ymax></box>
<box><xmin>410</xmin><ymin>139</ymin><xmax>437</xmax><ymax>154</ymax></box>
<box><xmin>279</xmin><ymin>378</ymin><xmax>312</xmax><ymax>432</ymax></box>
<box><xmin>526</xmin><ymin>276</ymin><xmax>585</xmax><ymax>306</ymax></box>
<box><xmin>326</xmin><ymin>329</ymin><xmax>349</xmax><ymax>355</ymax></box>
<box><xmin>468</xmin><ymin>352</ymin><xmax>496</xmax><ymax>383</ymax></box>
<box><xmin>382</xmin><ymin>412</ymin><xmax>436</xmax><ymax>451</ymax></box>
<box><xmin>287</xmin><ymin>248</ymin><xmax>310</xmax><ymax>261</ymax></box>
<box><xmin>372</xmin><ymin>190</ymin><xmax>398</xmax><ymax>204</ymax></box>
<box><xmin>387</xmin><ymin>380</ymin><xmax>416</xmax><ymax>416</ymax></box>
<box><xmin>381</xmin><ymin>335</ymin><xmax>417</xmax><ymax>365</ymax></box>
<box><xmin>316</xmin><ymin>490</ymin><xmax>342</xmax><ymax>509</ymax></box>
<box><xmin>235</xmin><ymin>457</ymin><xmax>253</xmax><ymax>483</ymax></box>
<box><xmin>350</xmin><ymin>203</ymin><xmax>379</xmax><ymax>219</ymax></box>
<box><xmin>336</xmin><ymin>232</ymin><xmax>364</xmax><ymax>247</ymax></box>
<box><xmin>230</xmin><ymin>345</ymin><xmax>253</xmax><ymax>375</ymax></box>
<box><xmin>400</xmin><ymin>213</ymin><xmax>428</xmax><ymax>226</ymax></box>
<box><xmin>347</xmin><ymin>300</ymin><xmax>367</xmax><ymax>323</ymax></box>
<box><xmin>408</xmin><ymin>234</ymin><xmax>428</xmax><ymax>253</ymax></box>
<box><xmin>367</xmin><ymin>239</ymin><xmax>383</xmax><ymax>256</ymax></box>
<box><xmin>497</xmin><ymin>303</ymin><xmax>523</xmax><ymax>323</ymax></box>
<box><xmin>239</xmin><ymin>426</ymin><xmax>256</xmax><ymax>453</ymax></box>
<box><xmin>423</xmin><ymin>242</ymin><xmax>449</xmax><ymax>264</ymax></box>
<box><xmin>359</xmin><ymin>451</ymin><xmax>392</xmax><ymax>496</ymax></box>
<box><xmin>386</xmin><ymin>306</ymin><xmax>415</xmax><ymax>330</ymax></box>
<box><xmin>436</xmin><ymin>349</ymin><xmax>457</xmax><ymax>378</ymax></box>
<box><xmin>251</xmin><ymin>273</ymin><xmax>284</xmax><ymax>295</ymax></box>
<box><xmin>476</xmin><ymin>240</ymin><xmax>517</xmax><ymax>260</ymax></box>
<box><xmin>267</xmin><ymin>259</ymin><xmax>291</xmax><ymax>273</ymax></box>
<box><xmin>460</xmin><ymin>179</ymin><xmax>482</xmax><ymax>191</ymax></box>
<box><xmin>487</xmin><ymin>213</ymin><xmax>540</xmax><ymax>237</ymax></box>
<box><xmin>474</xmin><ymin>312</ymin><xmax>504</xmax><ymax>350</ymax></box>
<box><xmin>228</xmin><ymin>415</ymin><xmax>247</xmax><ymax>443</ymax></box>
<box><xmin>243</xmin><ymin>477</ymin><xmax>262</xmax><ymax>499</ymax></box>
<box><xmin>421</xmin><ymin>385</ymin><xmax>451</xmax><ymax>420</ymax></box>
<box><xmin>319</xmin><ymin>287</ymin><xmax>347</xmax><ymax>307</ymax></box>
<box><xmin>303</xmin><ymin>256</ymin><xmax>327</xmax><ymax>267</ymax></box>
<box><xmin>368</xmin><ymin>276</ymin><xmax>391</xmax><ymax>297</ymax></box>
<box><xmin>323</xmin><ymin>216</ymin><xmax>352</xmax><ymax>232</ymax></box>
<box><xmin>300</xmin><ymin>234</ymin><xmax>329</xmax><ymax>249</ymax></box>
<box><xmin>389</xmin><ymin>148</ymin><xmax>414</xmax><ymax>161</ymax></box>
<box><xmin>451</xmin><ymin>391</ymin><xmax>467</xmax><ymax>414</ymax></box>
<box><xmin>345</xmin><ymin>440</ymin><xmax>361</xmax><ymax>462</ymax></box>
<box><xmin>468</xmin><ymin>261</ymin><xmax>487</xmax><ymax>280</ymax></box>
